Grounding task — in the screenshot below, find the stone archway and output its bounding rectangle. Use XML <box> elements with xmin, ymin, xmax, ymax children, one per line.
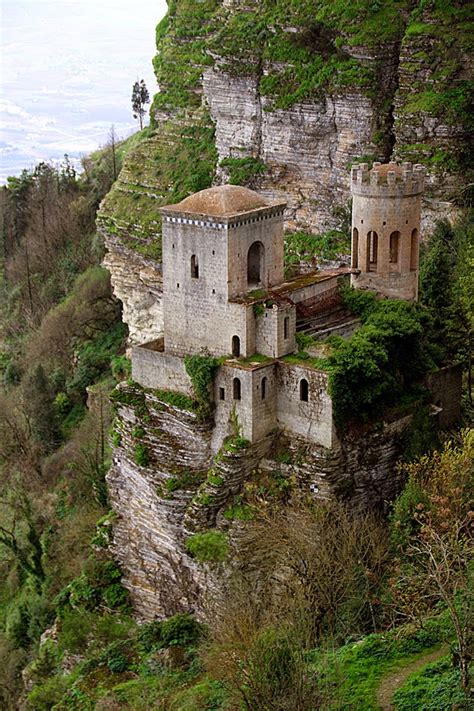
<box><xmin>247</xmin><ymin>241</ymin><xmax>265</xmax><ymax>287</ymax></box>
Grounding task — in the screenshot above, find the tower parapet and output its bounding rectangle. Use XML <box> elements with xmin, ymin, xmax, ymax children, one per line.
<box><xmin>351</xmin><ymin>162</ymin><xmax>425</xmax><ymax>198</ymax></box>
<box><xmin>350</xmin><ymin>162</ymin><xmax>425</xmax><ymax>301</ymax></box>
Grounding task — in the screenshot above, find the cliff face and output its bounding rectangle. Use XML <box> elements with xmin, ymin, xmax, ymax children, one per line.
<box><xmin>108</xmin><ymin>384</ymin><xmax>415</xmax><ymax>619</ymax></box>
<box><xmin>98</xmin><ymin>0</ymin><xmax>472</xmax><ymax>345</ymax></box>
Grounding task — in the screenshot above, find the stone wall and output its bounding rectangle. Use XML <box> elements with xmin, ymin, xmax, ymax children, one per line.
<box><xmin>425</xmin><ymin>364</ymin><xmax>462</xmax><ymax>429</ymax></box>
<box><xmin>212</xmin><ymin>362</ymin><xmax>278</xmax><ymax>447</ymax></box>
<box><xmin>350</xmin><ymin>166</ymin><xmax>422</xmax><ymax>301</ymax></box>
<box><xmin>276</xmin><ymin>363</ymin><xmax>335</xmax><ymax>448</ymax></box>
<box><xmin>131</xmin><ymin>343</ymin><xmax>194</xmax><ymax>396</ymax></box>
<box><xmin>255</xmin><ymin>303</ymin><xmax>296</xmax><ymax>359</ymax></box>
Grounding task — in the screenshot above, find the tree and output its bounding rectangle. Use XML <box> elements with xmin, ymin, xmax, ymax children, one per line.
<box><xmin>131</xmin><ymin>80</ymin><xmax>150</xmax><ymax>130</ymax></box>
<box><xmin>390</xmin><ymin>430</ymin><xmax>474</xmax><ymax>691</ymax></box>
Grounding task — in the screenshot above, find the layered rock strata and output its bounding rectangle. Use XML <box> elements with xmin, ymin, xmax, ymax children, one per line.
<box><xmin>108</xmin><ymin>383</ymin><xmax>415</xmax><ymax>619</ymax></box>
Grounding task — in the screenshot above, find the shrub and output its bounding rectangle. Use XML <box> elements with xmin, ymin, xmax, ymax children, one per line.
<box><xmin>27</xmin><ymin>675</ymin><xmax>68</xmax><ymax>711</ymax></box>
<box><xmin>134</xmin><ymin>442</ymin><xmax>150</xmax><ymax>467</ymax></box>
<box><xmin>186</xmin><ymin>531</ymin><xmax>229</xmax><ymax>563</ymax></box>
<box><xmin>184</xmin><ymin>352</ymin><xmax>220</xmax><ymax>418</ymax></box>
<box><xmin>220</xmin><ymin>157</ymin><xmax>266</xmax><ymax>186</ymax></box>
<box><xmin>328</xmin><ymin>293</ymin><xmax>437</xmax><ymax>428</ymax></box>
<box><xmin>137</xmin><ymin>613</ymin><xmax>204</xmax><ymax>652</ymax></box>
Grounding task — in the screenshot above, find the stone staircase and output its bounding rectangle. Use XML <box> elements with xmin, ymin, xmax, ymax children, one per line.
<box><xmin>296</xmin><ymin>290</ymin><xmax>360</xmax><ymax>340</ymax></box>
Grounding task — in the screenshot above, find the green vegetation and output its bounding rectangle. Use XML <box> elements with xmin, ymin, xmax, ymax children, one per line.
<box><xmin>393</xmin><ymin>656</ymin><xmax>471</xmax><ymax>710</ymax></box>
<box><xmin>98</xmin><ymin>111</ymin><xmax>217</xmax><ymax>256</ymax></box>
<box><xmin>315</xmin><ymin>614</ymin><xmax>453</xmax><ymax>709</ymax></box>
<box><xmin>184</xmin><ymin>351</ymin><xmax>221</xmax><ymax>418</ymax></box>
<box><xmin>134</xmin><ymin>442</ymin><xmax>150</xmax><ymax>467</ymax></box>
<box><xmin>284</xmin><ymin>229</ymin><xmax>351</xmax><ymax>269</ymax></box>
<box><xmin>328</xmin><ymin>288</ymin><xmax>437</xmax><ymax>428</ymax></box>
<box><xmin>186</xmin><ymin>530</ymin><xmax>229</xmax><ymax>563</ymax></box>
<box><xmin>155</xmin><ymin>388</ymin><xmax>196</xmax><ymax>412</ymax></box>
<box><xmin>220</xmin><ymin>156</ymin><xmax>266</xmax><ymax>186</ymax></box>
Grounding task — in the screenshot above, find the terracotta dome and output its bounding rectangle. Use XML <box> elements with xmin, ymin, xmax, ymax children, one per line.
<box><xmin>163</xmin><ymin>184</ymin><xmax>273</xmax><ymax>217</ymax></box>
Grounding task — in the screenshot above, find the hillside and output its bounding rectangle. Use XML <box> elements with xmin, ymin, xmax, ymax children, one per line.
<box><xmin>0</xmin><ymin>1</ymin><xmax>473</xmax><ymax>709</ymax></box>
<box><xmin>98</xmin><ymin>0</ymin><xmax>473</xmax><ymax>346</ymax></box>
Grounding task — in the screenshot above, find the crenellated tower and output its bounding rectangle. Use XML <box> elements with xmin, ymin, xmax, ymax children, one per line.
<box><xmin>350</xmin><ymin>161</ymin><xmax>425</xmax><ymax>301</ymax></box>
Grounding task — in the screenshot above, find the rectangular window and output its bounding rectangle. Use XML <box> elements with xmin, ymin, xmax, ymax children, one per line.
<box><xmin>219</xmin><ymin>387</ymin><xmax>225</xmax><ymax>401</ymax></box>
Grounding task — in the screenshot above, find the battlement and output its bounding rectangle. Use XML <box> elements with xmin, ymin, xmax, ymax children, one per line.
<box><xmin>351</xmin><ymin>162</ymin><xmax>425</xmax><ymax>198</ymax></box>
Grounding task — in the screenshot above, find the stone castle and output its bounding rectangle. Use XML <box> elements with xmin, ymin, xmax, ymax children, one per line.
<box><xmin>108</xmin><ymin>161</ymin><xmax>463</xmax><ymax>619</ymax></box>
<box><xmin>130</xmin><ymin>161</ymin><xmax>442</xmax><ymax>451</ymax></box>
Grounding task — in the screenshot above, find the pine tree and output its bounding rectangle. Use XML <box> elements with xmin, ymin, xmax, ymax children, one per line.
<box><xmin>131</xmin><ymin>80</ymin><xmax>150</xmax><ymax>130</ymax></box>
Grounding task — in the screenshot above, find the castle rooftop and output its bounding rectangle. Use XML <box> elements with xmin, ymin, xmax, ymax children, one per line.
<box><xmin>160</xmin><ymin>184</ymin><xmax>285</xmax><ymax>218</ymax></box>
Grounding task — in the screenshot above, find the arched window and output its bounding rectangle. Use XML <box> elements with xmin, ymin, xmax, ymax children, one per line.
<box><xmin>389</xmin><ymin>231</ymin><xmax>400</xmax><ymax>265</ymax></box>
<box><xmin>410</xmin><ymin>228</ymin><xmax>418</xmax><ymax>271</ymax></box>
<box><xmin>247</xmin><ymin>241</ymin><xmax>265</xmax><ymax>287</ymax></box>
<box><xmin>283</xmin><ymin>316</ymin><xmax>289</xmax><ymax>340</ymax></box>
<box><xmin>299</xmin><ymin>378</ymin><xmax>309</xmax><ymax>402</ymax></box>
<box><xmin>233</xmin><ymin>377</ymin><xmax>241</xmax><ymax>400</ymax></box>
<box><xmin>191</xmin><ymin>254</ymin><xmax>199</xmax><ymax>279</ymax></box>
<box><xmin>231</xmin><ymin>335</ymin><xmax>240</xmax><ymax>357</ymax></box>
<box><xmin>261</xmin><ymin>376</ymin><xmax>267</xmax><ymax>400</ymax></box>
<box><xmin>367</xmin><ymin>231</ymin><xmax>378</xmax><ymax>272</ymax></box>
<box><xmin>352</xmin><ymin>227</ymin><xmax>359</xmax><ymax>269</ymax></box>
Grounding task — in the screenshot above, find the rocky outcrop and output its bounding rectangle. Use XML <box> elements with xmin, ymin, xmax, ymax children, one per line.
<box><xmin>98</xmin><ymin>1</ymin><xmax>472</xmax><ymax>346</ymax></box>
<box><xmin>102</xmin><ymin>233</ymin><xmax>163</xmax><ymax>346</ymax></box>
<box><xmin>108</xmin><ymin>383</ymin><xmax>415</xmax><ymax>619</ymax></box>
<box><xmin>205</xmin><ymin>67</ymin><xmax>376</xmax><ymax>232</ymax></box>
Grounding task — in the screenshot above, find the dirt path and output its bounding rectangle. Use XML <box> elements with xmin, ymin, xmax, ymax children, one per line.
<box><xmin>376</xmin><ymin>646</ymin><xmax>448</xmax><ymax>710</ymax></box>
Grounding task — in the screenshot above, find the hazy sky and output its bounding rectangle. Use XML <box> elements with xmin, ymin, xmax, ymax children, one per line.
<box><xmin>0</xmin><ymin>0</ymin><xmax>168</xmax><ymax>182</ymax></box>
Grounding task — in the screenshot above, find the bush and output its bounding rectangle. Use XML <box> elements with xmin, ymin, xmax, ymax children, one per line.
<box><xmin>328</xmin><ymin>293</ymin><xmax>437</xmax><ymax>428</ymax></box>
<box><xmin>137</xmin><ymin>613</ymin><xmax>204</xmax><ymax>652</ymax></box>
<box><xmin>134</xmin><ymin>442</ymin><xmax>150</xmax><ymax>467</ymax></box>
<box><xmin>27</xmin><ymin>675</ymin><xmax>68</xmax><ymax>711</ymax></box>
<box><xmin>220</xmin><ymin>157</ymin><xmax>266</xmax><ymax>186</ymax></box>
<box><xmin>184</xmin><ymin>352</ymin><xmax>220</xmax><ymax>418</ymax></box>
<box><xmin>186</xmin><ymin>531</ymin><xmax>229</xmax><ymax>563</ymax></box>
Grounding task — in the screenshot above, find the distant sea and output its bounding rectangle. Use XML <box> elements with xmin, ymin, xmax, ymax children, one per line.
<box><xmin>0</xmin><ymin>0</ymin><xmax>167</xmax><ymax>184</ymax></box>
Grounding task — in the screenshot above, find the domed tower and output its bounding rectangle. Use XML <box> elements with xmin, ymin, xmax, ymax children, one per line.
<box><xmin>350</xmin><ymin>161</ymin><xmax>425</xmax><ymax>301</ymax></box>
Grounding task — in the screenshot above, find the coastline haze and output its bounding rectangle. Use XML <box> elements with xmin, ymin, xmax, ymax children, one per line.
<box><xmin>0</xmin><ymin>0</ymin><xmax>168</xmax><ymax>183</ymax></box>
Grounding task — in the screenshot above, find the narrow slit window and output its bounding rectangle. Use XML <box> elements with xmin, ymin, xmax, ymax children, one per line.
<box><xmin>191</xmin><ymin>254</ymin><xmax>199</xmax><ymax>279</ymax></box>
<box><xmin>299</xmin><ymin>378</ymin><xmax>309</xmax><ymax>402</ymax></box>
<box><xmin>283</xmin><ymin>316</ymin><xmax>289</xmax><ymax>340</ymax></box>
<box><xmin>219</xmin><ymin>387</ymin><xmax>225</xmax><ymax>401</ymax></box>
<box><xmin>233</xmin><ymin>378</ymin><xmax>241</xmax><ymax>400</ymax></box>
<box><xmin>410</xmin><ymin>228</ymin><xmax>418</xmax><ymax>271</ymax></box>
<box><xmin>389</xmin><ymin>231</ymin><xmax>400</xmax><ymax>264</ymax></box>
<box><xmin>261</xmin><ymin>376</ymin><xmax>267</xmax><ymax>400</ymax></box>
<box><xmin>352</xmin><ymin>227</ymin><xmax>359</xmax><ymax>269</ymax></box>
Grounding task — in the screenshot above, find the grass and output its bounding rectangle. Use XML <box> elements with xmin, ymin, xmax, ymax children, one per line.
<box><xmin>311</xmin><ymin>613</ymin><xmax>454</xmax><ymax>710</ymax></box>
<box><xmin>392</xmin><ymin>655</ymin><xmax>471</xmax><ymax>710</ymax></box>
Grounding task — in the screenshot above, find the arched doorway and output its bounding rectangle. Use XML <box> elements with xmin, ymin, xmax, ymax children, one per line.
<box><xmin>247</xmin><ymin>241</ymin><xmax>265</xmax><ymax>287</ymax></box>
<box><xmin>231</xmin><ymin>335</ymin><xmax>240</xmax><ymax>357</ymax></box>
<box><xmin>389</xmin><ymin>231</ymin><xmax>400</xmax><ymax>266</ymax></box>
<box><xmin>299</xmin><ymin>378</ymin><xmax>309</xmax><ymax>402</ymax></box>
<box><xmin>367</xmin><ymin>231</ymin><xmax>378</xmax><ymax>272</ymax></box>
<box><xmin>233</xmin><ymin>378</ymin><xmax>241</xmax><ymax>400</ymax></box>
